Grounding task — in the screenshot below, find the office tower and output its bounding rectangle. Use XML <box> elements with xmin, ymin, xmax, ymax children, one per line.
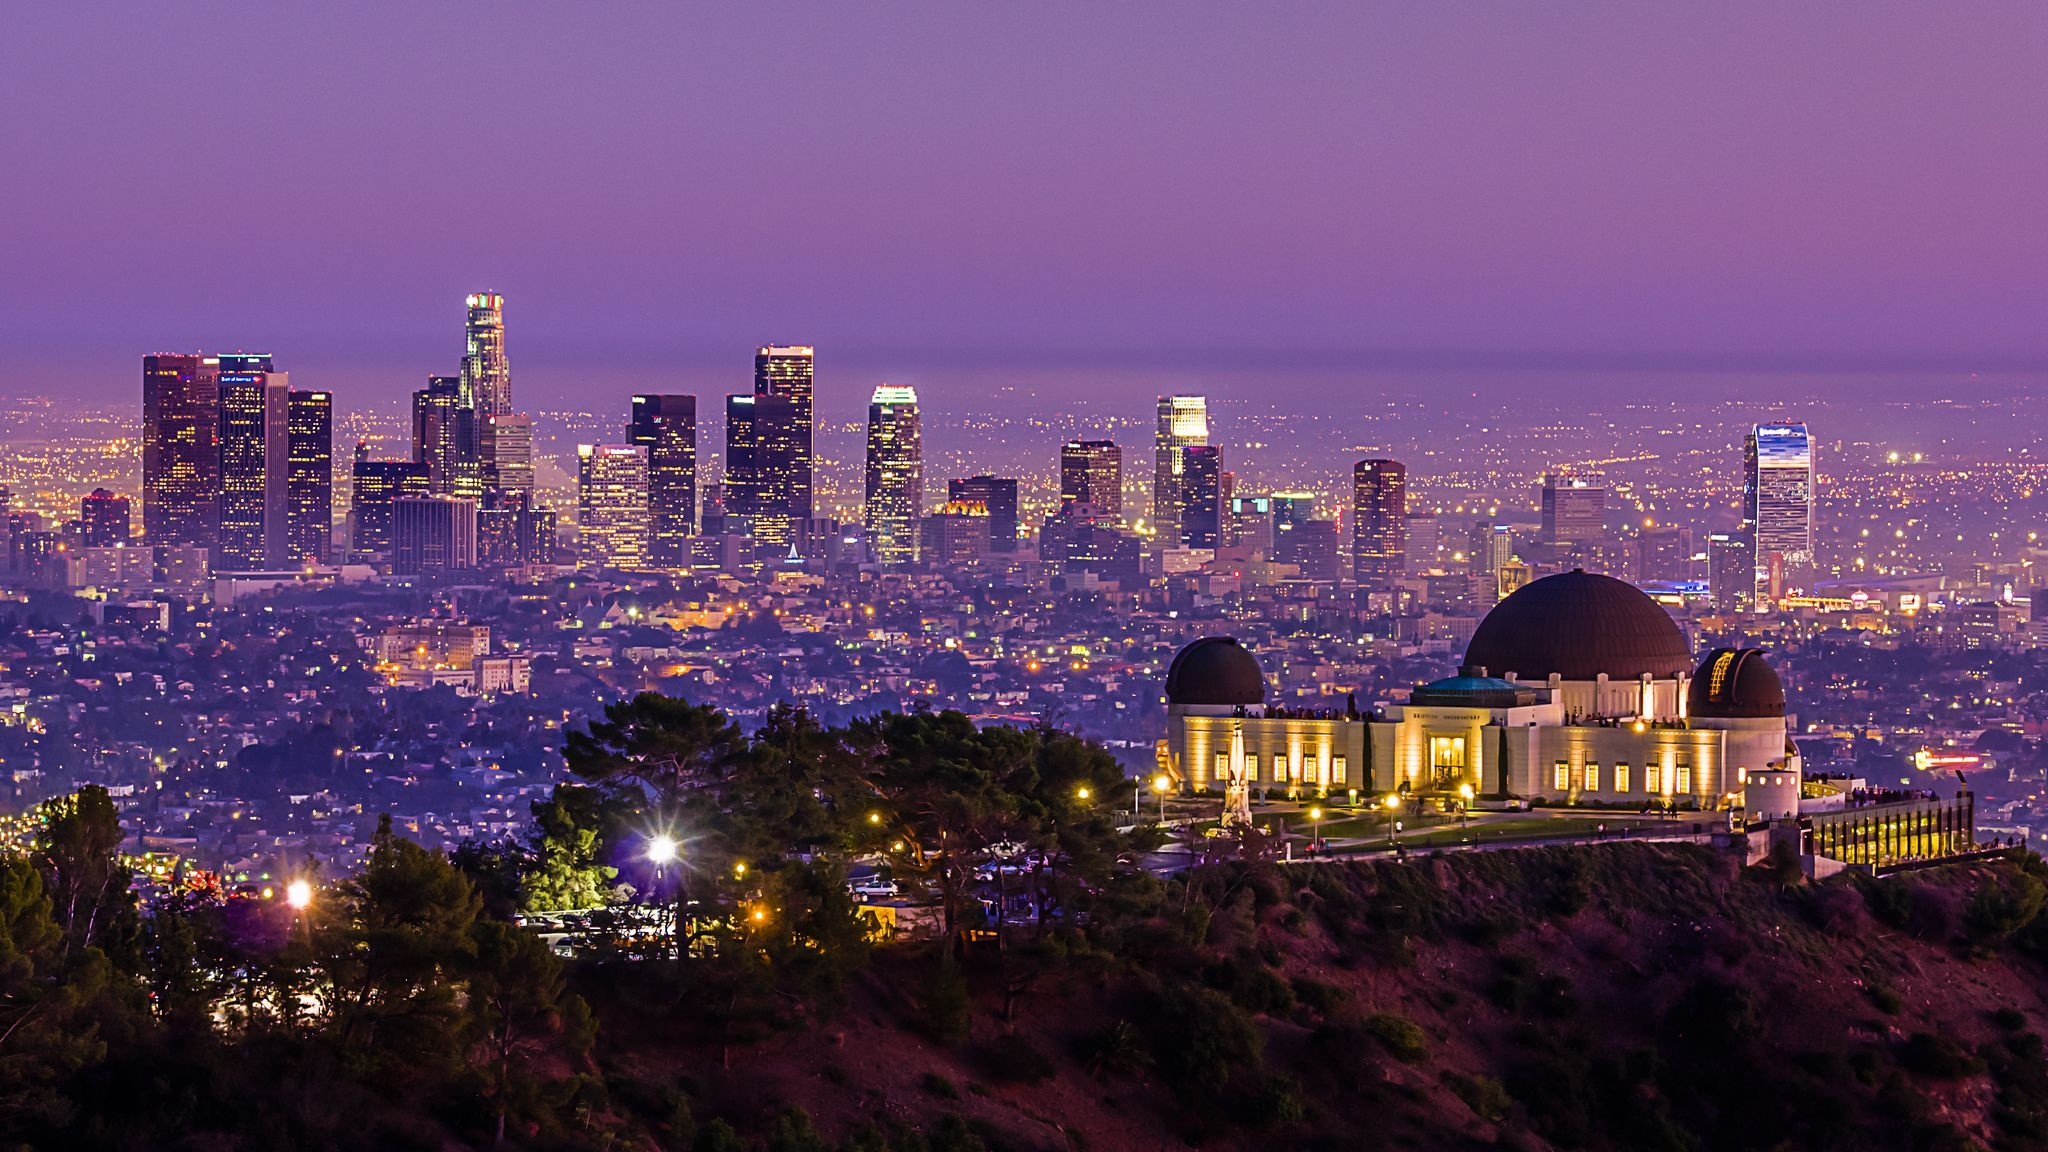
<box><xmin>724</xmin><ymin>392</ymin><xmax>800</xmax><ymax>547</ymax></box>
<box><xmin>1540</xmin><ymin>472</ymin><xmax>1608</xmax><ymax>544</ymax></box>
<box><xmin>80</xmin><ymin>489</ymin><xmax>131</xmax><ymax>547</ymax></box>
<box><xmin>286</xmin><ymin>390</ymin><xmax>332</xmax><ymax>564</ymax></box>
<box><xmin>1709</xmin><ymin>532</ymin><xmax>1755</xmax><ymax>615</ymax></box>
<box><xmin>577</xmin><ymin>444</ymin><xmax>650</xmax><ymax>570</ymax></box>
<box><xmin>1352</xmin><ymin>459</ymin><xmax>1408</xmax><ymax>587</ymax></box>
<box><xmin>1060</xmin><ymin>439</ymin><xmax>1122</xmax><ymax>520</ymax></box>
<box><xmin>1634</xmin><ymin>525</ymin><xmax>1696</xmax><ymax>583</ymax></box>
<box><xmin>1040</xmin><ymin>506</ymin><xmax>1144</xmax><ymax>589</ymax></box>
<box><xmin>1153</xmin><ymin>395</ymin><xmax>1208</xmax><ymax>544</ymax></box>
<box><xmin>350</xmin><ymin>459</ymin><xmax>431</xmax><ymax>558</ymax></box>
<box><xmin>482</xmin><ymin>413</ymin><xmax>534</xmax><ymax>496</ymax></box>
<box><xmin>462</xmin><ymin>292</ymin><xmax>511</xmax><ymax>420</ymax></box>
<box><xmin>1744</xmin><ymin>423</ymin><xmax>1816</xmax><ymax>604</ymax></box>
<box><xmin>215</xmin><ymin>360</ymin><xmax>289</xmax><ymax>569</ymax></box>
<box><xmin>920</xmin><ymin>501</ymin><xmax>992</xmax><ymax>567</ymax></box>
<box><xmin>864</xmin><ymin>385</ymin><xmax>923</xmax><ymax>566</ymax></box>
<box><xmin>392</xmin><ymin>496</ymin><xmax>478</xmax><ymax>575</ymax></box>
<box><xmin>478</xmin><ymin>491</ymin><xmax>557</xmax><ymax>568</ymax></box>
<box><xmin>754</xmin><ymin>345</ymin><xmax>814</xmax><ymax>530</ymax></box>
<box><xmin>1229</xmin><ymin>495</ymin><xmax>1274</xmax><ymax>554</ymax></box>
<box><xmin>1276</xmin><ymin>518</ymin><xmax>1341</xmax><ymax>583</ymax></box>
<box><xmin>413</xmin><ymin>376</ymin><xmax>482</xmax><ymax>499</ymax></box>
<box><xmin>630</xmin><ymin>395</ymin><xmax>697</xmax><ymax>564</ymax></box>
<box><xmin>1175</xmin><ymin>445</ymin><xmax>1222</xmax><ymax>549</ymax></box>
<box><xmin>1403</xmin><ymin>512</ymin><xmax>1441</xmax><ymax>572</ymax></box>
<box><xmin>142</xmin><ymin>353</ymin><xmax>220</xmax><ymax>548</ymax></box>
<box><xmin>1269</xmin><ymin>492</ymin><xmax>1316</xmax><ymax>532</ymax></box>
<box><xmin>947</xmin><ymin>476</ymin><xmax>1018</xmax><ymax>553</ymax></box>
<box><xmin>699</xmin><ymin>482</ymin><xmax>728</xmax><ymax>536</ymax></box>
<box><xmin>1472</xmin><ymin>523</ymin><xmax>1514</xmax><ymax>601</ymax></box>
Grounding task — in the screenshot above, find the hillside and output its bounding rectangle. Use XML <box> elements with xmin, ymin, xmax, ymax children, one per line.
<box><xmin>582</xmin><ymin>844</ymin><xmax>2048</xmax><ymax>1152</ymax></box>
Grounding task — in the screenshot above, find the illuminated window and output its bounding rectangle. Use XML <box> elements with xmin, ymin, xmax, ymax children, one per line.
<box><xmin>1615</xmin><ymin>763</ymin><xmax>1630</xmax><ymax>792</ymax></box>
<box><xmin>1214</xmin><ymin>753</ymin><xmax>1228</xmax><ymax>781</ymax></box>
<box><xmin>1583</xmin><ymin>763</ymin><xmax>1600</xmax><ymax>791</ymax></box>
<box><xmin>1553</xmin><ymin>763</ymin><xmax>1570</xmax><ymax>792</ymax></box>
<box><xmin>1272</xmin><ymin>754</ymin><xmax>1286</xmax><ymax>782</ymax></box>
<box><xmin>1430</xmin><ymin>736</ymin><xmax>1468</xmax><ymax>788</ymax></box>
<box><xmin>1676</xmin><ymin>764</ymin><xmax>1692</xmax><ymax>793</ymax></box>
<box><xmin>1646</xmin><ymin>764</ymin><xmax>1662</xmax><ymax>793</ymax></box>
<box><xmin>1332</xmin><ymin>755</ymin><xmax>1347</xmax><ymax>784</ymax></box>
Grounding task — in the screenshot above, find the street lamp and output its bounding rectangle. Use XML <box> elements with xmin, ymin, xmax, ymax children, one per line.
<box><xmin>1153</xmin><ymin>773</ymin><xmax>1171</xmax><ymax>822</ymax></box>
<box><xmin>1076</xmin><ymin>786</ymin><xmax>1091</xmax><ymax>802</ymax></box>
<box><xmin>1458</xmin><ymin>782</ymin><xmax>1475</xmax><ymax>831</ymax></box>
<box><xmin>285</xmin><ymin>879</ymin><xmax>313</xmax><ymax>911</ymax></box>
<box><xmin>647</xmin><ymin>834</ymin><xmax>679</xmax><ymax>866</ymax></box>
<box><xmin>1385</xmin><ymin>794</ymin><xmax>1402</xmax><ymax>849</ymax></box>
<box><xmin>1308</xmin><ymin>806</ymin><xmax>1323</xmax><ymax>853</ymax></box>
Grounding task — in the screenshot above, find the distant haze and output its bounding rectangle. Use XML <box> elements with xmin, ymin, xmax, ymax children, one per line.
<box><xmin>5</xmin><ymin>3</ymin><xmax>2048</xmax><ymax>407</ymax></box>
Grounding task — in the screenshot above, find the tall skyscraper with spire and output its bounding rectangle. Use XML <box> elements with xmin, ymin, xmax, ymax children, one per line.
<box><xmin>462</xmin><ymin>292</ymin><xmax>510</xmax><ymax>420</ymax></box>
<box><xmin>865</xmin><ymin>384</ymin><xmax>922</xmax><ymax>566</ymax></box>
<box><xmin>1153</xmin><ymin>395</ymin><xmax>1208</xmax><ymax>545</ymax></box>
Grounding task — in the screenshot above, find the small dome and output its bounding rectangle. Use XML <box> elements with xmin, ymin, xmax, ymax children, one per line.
<box><xmin>1410</xmin><ymin>675</ymin><xmax>1540</xmax><ymax>709</ymax></box>
<box><xmin>1165</xmin><ymin>637</ymin><xmax>1266</xmax><ymax>707</ymax></box>
<box><xmin>1463</xmin><ymin>570</ymin><xmax>1692</xmax><ymax>682</ymax></box>
<box><xmin>1689</xmin><ymin>648</ymin><xmax>1785</xmax><ymax>719</ymax></box>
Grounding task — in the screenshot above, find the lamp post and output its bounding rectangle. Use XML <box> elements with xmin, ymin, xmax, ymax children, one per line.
<box><xmin>1153</xmin><ymin>773</ymin><xmax>1171</xmax><ymax>822</ymax></box>
<box><xmin>647</xmin><ymin>834</ymin><xmax>680</xmax><ymax>960</ymax></box>
<box><xmin>1458</xmin><ymin>782</ymin><xmax>1475</xmax><ymax>831</ymax></box>
<box><xmin>1308</xmin><ymin>806</ymin><xmax>1323</xmax><ymax>853</ymax></box>
<box><xmin>1384</xmin><ymin>793</ymin><xmax>1402</xmax><ymax>850</ymax></box>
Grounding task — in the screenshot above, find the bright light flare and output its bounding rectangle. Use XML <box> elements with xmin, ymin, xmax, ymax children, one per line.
<box><xmin>286</xmin><ymin>879</ymin><xmax>313</xmax><ymax>910</ymax></box>
<box><xmin>647</xmin><ymin>834</ymin><xmax>679</xmax><ymax>865</ymax></box>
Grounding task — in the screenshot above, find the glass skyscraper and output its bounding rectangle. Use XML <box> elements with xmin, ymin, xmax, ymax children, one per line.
<box><xmin>753</xmin><ymin>345</ymin><xmax>814</xmax><ymax>534</ymax></box>
<box><xmin>413</xmin><ymin>376</ymin><xmax>482</xmax><ymax>499</ymax></box>
<box><xmin>462</xmin><ymin>292</ymin><xmax>511</xmax><ymax>420</ymax></box>
<box><xmin>865</xmin><ymin>385</ymin><xmax>922</xmax><ymax>566</ymax></box>
<box><xmin>215</xmin><ymin>357</ymin><xmax>287</xmax><ymax>569</ymax></box>
<box><xmin>1352</xmin><ymin>458</ymin><xmax>1407</xmax><ymax>587</ymax></box>
<box><xmin>947</xmin><ymin>476</ymin><xmax>1019</xmax><ymax>553</ymax></box>
<box><xmin>1175</xmin><ymin>445</ymin><xmax>1222</xmax><ymax>549</ymax></box>
<box><xmin>286</xmin><ymin>390</ymin><xmax>333</xmax><ymax>564</ymax></box>
<box><xmin>142</xmin><ymin>353</ymin><xmax>220</xmax><ymax>548</ymax></box>
<box><xmin>1153</xmin><ymin>395</ymin><xmax>1208</xmax><ymax>545</ymax></box>
<box><xmin>631</xmin><ymin>394</ymin><xmax>697</xmax><ymax>565</ymax></box>
<box><xmin>577</xmin><ymin>444</ymin><xmax>650</xmax><ymax>571</ymax></box>
<box><xmin>350</xmin><ymin>455</ymin><xmax>431</xmax><ymax>559</ymax></box>
<box><xmin>1059</xmin><ymin>439</ymin><xmax>1122</xmax><ymax>521</ymax></box>
<box><xmin>1744</xmin><ymin>423</ymin><xmax>1815</xmax><ymax>605</ymax></box>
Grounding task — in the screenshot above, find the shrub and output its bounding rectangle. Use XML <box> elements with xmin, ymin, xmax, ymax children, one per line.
<box><xmin>921</xmin><ymin>952</ymin><xmax>972</xmax><ymax>1044</ymax></box>
<box><xmin>1900</xmin><ymin>1031</ymin><xmax>1984</xmax><ymax>1080</ymax></box>
<box><xmin>1289</xmin><ymin>975</ymin><xmax>1349</xmax><ymax>1017</ymax></box>
<box><xmin>1866</xmin><ymin>983</ymin><xmax>1903</xmax><ymax>1016</ymax></box>
<box><xmin>920</xmin><ymin>1072</ymin><xmax>961</xmax><ymax>1099</ymax></box>
<box><xmin>1083</xmin><ymin>1019</ymin><xmax>1151</xmax><ymax>1079</ymax></box>
<box><xmin>1443</xmin><ymin>1071</ymin><xmax>1512</xmax><ymax>1123</ymax></box>
<box><xmin>1364</xmin><ymin>1013</ymin><xmax>1429</xmax><ymax>1063</ymax></box>
<box><xmin>1144</xmin><ymin>985</ymin><xmax>1265</xmax><ymax>1095</ymax></box>
<box><xmin>1238</xmin><ymin>1072</ymin><xmax>1308</xmax><ymax>1130</ymax></box>
<box><xmin>1993</xmin><ymin>1007</ymin><xmax>2028</xmax><ymax>1032</ymax></box>
<box><xmin>981</xmin><ymin>1033</ymin><xmax>1055</xmax><ymax>1084</ymax></box>
<box><xmin>1203</xmin><ymin>954</ymin><xmax>1295</xmax><ymax>1015</ymax></box>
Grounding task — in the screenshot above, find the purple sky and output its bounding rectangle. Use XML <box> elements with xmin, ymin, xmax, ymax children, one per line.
<box><xmin>4</xmin><ymin>3</ymin><xmax>2048</xmax><ymax>407</ymax></box>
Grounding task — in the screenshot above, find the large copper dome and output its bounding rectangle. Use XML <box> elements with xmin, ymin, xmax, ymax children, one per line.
<box><xmin>1463</xmin><ymin>570</ymin><xmax>1691</xmax><ymax>682</ymax></box>
<box><xmin>1165</xmin><ymin>637</ymin><xmax>1266</xmax><ymax>707</ymax></box>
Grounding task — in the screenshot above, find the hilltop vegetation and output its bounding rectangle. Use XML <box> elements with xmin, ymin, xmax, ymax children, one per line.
<box><xmin>2</xmin><ymin>702</ymin><xmax>2048</xmax><ymax>1151</ymax></box>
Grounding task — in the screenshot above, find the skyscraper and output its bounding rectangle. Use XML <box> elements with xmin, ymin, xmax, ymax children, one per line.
<box><xmin>477</xmin><ymin>492</ymin><xmax>557</xmax><ymax>569</ymax></box>
<box><xmin>754</xmin><ymin>345</ymin><xmax>814</xmax><ymax>532</ymax></box>
<box><xmin>482</xmin><ymin>413</ymin><xmax>534</xmax><ymax>496</ymax></box>
<box><xmin>630</xmin><ymin>395</ymin><xmax>697</xmax><ymax>565</ymax></box>
<box><xmin>462</xmin><ymin>292</ymin><xmax>510</xmax><ymax>420</ymax></box>
<box><xmin>1175</xmin><ymin>445</ymin><xmax>1222</xmax><ymax>549</ymax></box>
<box><xmin>80</xmin><ymin>489</ymin><xmax>131</xmax><ymax>547</ymax></box>
<box><xmin>1153</xmin><ymin>395</ymin><xmax>1208</xmax><ymax>544</ymax></box>
<box><xmin>215</xmin><ymin>358</ymin><xmax>288</xmax><ymax>569</ymax></box>
<box><xmin>725</xmin><ymin>392</ymin><xmax>801</xmax><ymax>548</ymax></box>
<box><xmin>1708</xmin><ymin>532</ymin><xmax>1755</xmax><ymax>615</ymax></box>
<box><xmin>1060</xmin><ymin>439</ymin><xmax>1122</xmax><ymax>520</ymax></box>
<box><xmin>392</xmin><ymin>496</ymin><xmax>478</xmax><ymax>575</ymax></box>
<box><xmin>1744</xmin><ymin>423</ymin><xmax>1816</xmax><ymax>604</ymax></box>
<box><xmin>286</xmin><ymin>390</ymin><xmax>333</xmax><ymax>564</ymax></box>
<box><xmin>1353</xmin><ymin>459</ymin><xmax>1408</xmax><ymax>587</ymax></box>
<box><xmin>947</xmin><ymin>476</ymin><xmax>1019</xmax><ymax>553</ymax></box>
<box><xmin>350</xmin><ymin>457</ymin><xmax>431</xmax><ymax>558</ymax></box>
<box><xmin>577</xmin><ymin>444</ymin><xmax>650</xmax><ymax>571</ymax></box>
<box><xmin>865</xmin><ymin>385</ymin><xmax>922</xmax><ymax>566</ymax></box>
<box><xmin>1540</xmin><ymin>472</ymin><xmax>1608</xmax><ymax>545</ymax></box>
<box><xmin>413</xmin><ymin>376</ymin><xmax>482</xmax><ymax>499</ymax></box>
<box><xmin>142</xmin><ymin>353</ymin><xmax>220</xmax><ymax>548</ymax></box>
